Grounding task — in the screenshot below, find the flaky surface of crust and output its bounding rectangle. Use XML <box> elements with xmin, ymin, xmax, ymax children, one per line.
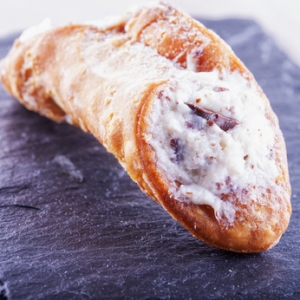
<box><xmin>0</xmin><ymin>2</ymin><xmax>291</xmax><ymax>252</ymax></box>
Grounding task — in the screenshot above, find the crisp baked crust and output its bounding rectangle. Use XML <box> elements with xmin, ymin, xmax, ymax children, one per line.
<box><xmin>0</xmin><ymin>2</ymin><xmax>291</xmax><ymax>252</ymax></box>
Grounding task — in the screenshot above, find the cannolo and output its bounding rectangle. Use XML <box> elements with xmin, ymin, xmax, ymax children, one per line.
<box><xmin>0</xmin><ymin>2</ymin><xmax>291</xmax><ymax>252</ymax></box>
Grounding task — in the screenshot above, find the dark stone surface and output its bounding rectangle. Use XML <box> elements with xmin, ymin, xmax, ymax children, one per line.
<box><xmin>0</xmin><ymin>19</ymin><xmax>299</xmax><ymax>299</ymax></box>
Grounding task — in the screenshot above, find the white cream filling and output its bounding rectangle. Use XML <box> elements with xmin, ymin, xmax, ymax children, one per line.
<box><xmin>148</xmin><ymin>69</ymin><xmax>280</xmax><ymax>224</ymax></box>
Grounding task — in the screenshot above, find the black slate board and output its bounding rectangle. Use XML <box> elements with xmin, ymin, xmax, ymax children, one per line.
<box><xmin>0</xmin><ymin>19</ymin><xmax>299</xmax><ymax>300</ymax></box>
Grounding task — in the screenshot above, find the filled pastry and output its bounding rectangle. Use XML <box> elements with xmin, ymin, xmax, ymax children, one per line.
<box><xmin>0</xmin><ymin>2</ymin><xmax>291</xmax><ymax>252</ymax></box>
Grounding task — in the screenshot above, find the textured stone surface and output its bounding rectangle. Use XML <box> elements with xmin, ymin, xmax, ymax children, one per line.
<box><xmin>0</xmin><ymin>19</ymin><xmax>299</xmax><ymax>299</ymax></box>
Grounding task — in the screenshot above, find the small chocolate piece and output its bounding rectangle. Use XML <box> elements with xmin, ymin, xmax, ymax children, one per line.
<box><xmin>170</xmin><ymin>138</ymin><xmax>184</xmax><ymax>163</ymax></box>
<box><xmin>189</xmin><ymin>48</ymin><xmax>205</xmax><ymax>71</ymax></box>
<box><xmin>174</xmin><ymin>180</ymin><xmax>182</xmax><ymax>187</ymax></box>
<box><xmin>185</xmin><ymin>103</ymin><xmax>239</xmax><ymax>132</ymax></box>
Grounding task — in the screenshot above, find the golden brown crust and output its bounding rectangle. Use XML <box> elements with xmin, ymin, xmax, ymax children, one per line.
<box><xmin>127</xmin><ymin>3</ymin><xmax>247</xmax><ymax>74</ymax></box>
<box><xmin>0</xmin><ymin>2</ymin><xmax>291</xmax><ymax>252</ymax></box>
